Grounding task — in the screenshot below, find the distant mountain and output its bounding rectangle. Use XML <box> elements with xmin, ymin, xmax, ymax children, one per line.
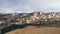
<box><xmin>0</xmin><ymin>11</ymin><xmax>60</xmax><ymax>15</ymax></box>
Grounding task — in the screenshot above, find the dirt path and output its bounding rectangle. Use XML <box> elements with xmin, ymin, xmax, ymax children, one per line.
<box><xmin>5</xmin><ymin>26</ymin><xmax>60</xmax><ymax>34</ymax></box>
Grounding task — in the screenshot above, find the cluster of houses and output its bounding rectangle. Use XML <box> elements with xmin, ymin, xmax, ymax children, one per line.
<box><xmin>0</xmin><ymin>12</ymin><xmax>60</xmax><ymax>27</ymax></box>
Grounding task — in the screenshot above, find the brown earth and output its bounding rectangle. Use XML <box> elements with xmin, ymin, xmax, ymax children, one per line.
<box><xmin>5</xmin><ymin>26</ymin><xmax>60</xmax><ymax>34</ymax></box>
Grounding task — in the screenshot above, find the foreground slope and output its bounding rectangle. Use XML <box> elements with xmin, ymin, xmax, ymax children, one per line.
<box><xmin>6</xmin><ymin>26</ymin><xmax>60</xmax><ymax>34</ymax></box>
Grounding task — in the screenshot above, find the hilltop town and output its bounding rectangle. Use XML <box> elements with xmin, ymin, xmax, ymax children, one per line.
<box><xmin>0</xmin><ymin>12</ymin><xmax>60</xmax><ymax>30</ymax></box>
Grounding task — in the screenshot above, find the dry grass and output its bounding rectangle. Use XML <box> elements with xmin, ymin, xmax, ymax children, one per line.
<box><xmin>5</xmin><ymin>26</ymin><xmax>60</xmax><ymax>34</ymax></box>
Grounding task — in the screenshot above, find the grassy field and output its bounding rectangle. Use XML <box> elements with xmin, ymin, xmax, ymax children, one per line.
<box><xmin>5</xmin><ymin>26</ymin><xmax>60</xmax><ymax>34</ymax></box>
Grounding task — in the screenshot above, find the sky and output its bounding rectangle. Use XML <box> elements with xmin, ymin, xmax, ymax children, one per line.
<box><xmin>0</xmin><ymin>0</ymin><xmax>60</xmax><ymax>14</ymax></box>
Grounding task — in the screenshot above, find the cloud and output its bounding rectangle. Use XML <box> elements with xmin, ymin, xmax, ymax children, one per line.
<box><xmin>27</xmin><ymin>0</ymin><xmax>60</xmax><ymax>8</ymax></box>
<box><xmin>25</xmin><ymin>0</ymin><xmax>60</xmax><ymax>12</ymax></box>
<box><xmin>0</xmin><ymin>0</ymin><xmax>60</xmax><ymax>13</ymax></box>
<box><xmin>0</xmin><ymin>0</ymin><xmax>35</xmax><ymax>13</ymax></box>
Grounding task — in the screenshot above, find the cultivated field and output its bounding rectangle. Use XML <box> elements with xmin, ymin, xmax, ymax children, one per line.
<box><xmin>5</xmin><ymin>26</ymin><xmax>60</xmax><ymax>34</ymax></box>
